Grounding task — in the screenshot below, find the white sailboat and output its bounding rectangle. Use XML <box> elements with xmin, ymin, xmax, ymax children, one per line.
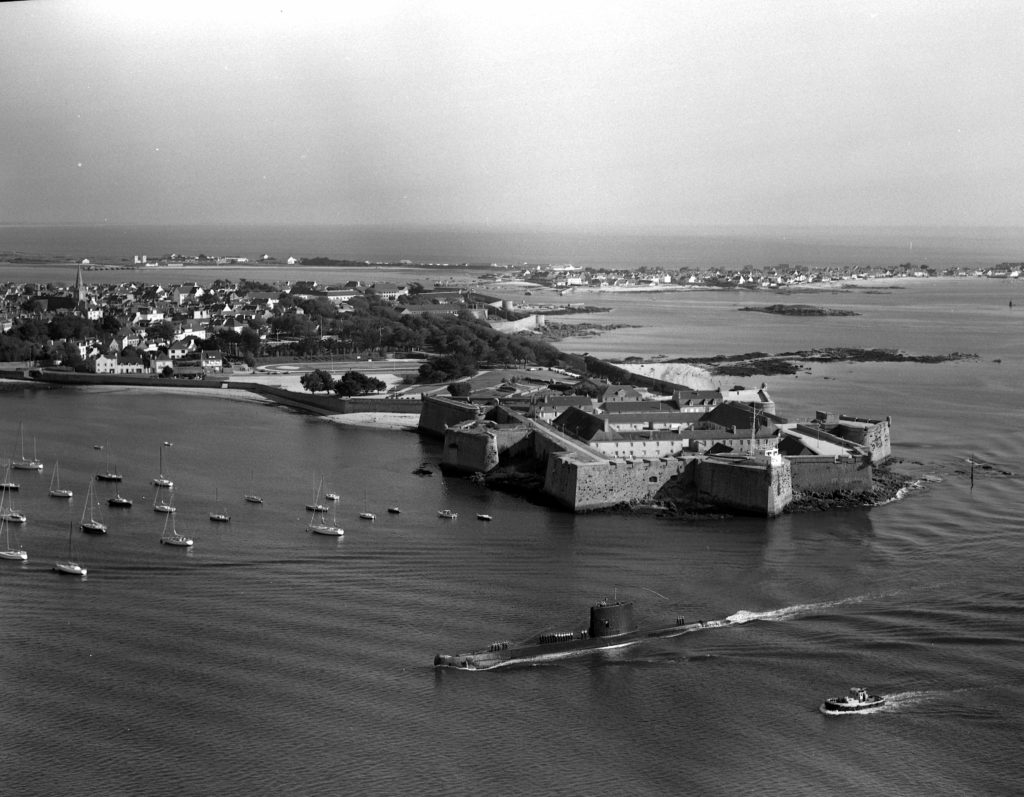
<box><xmin>210</xmin><ymin>488</ymin><xmax>230</xmax><ymax>522</ymax></box>
<box><xmin>80</xmin><ymin>479</ymin><xmax>108</xmax><ymax>534</ymax></box>
<box><xmin>53</xmin><ymin>521</ymin><xmax>86</xmax><ymax>575</ymax></box>
<box><xmin>244</xmin><ymin>469</ymin><xmax>263</xmax><ymax>504</ymax></box>
<box><xmin>153</xmin><ymin>483</ymin><xmax>175</xmax><ymax>513</ymax></box>
<box><xmin>0</xmin><ymin>475</ymin><xmax>28</xmax><ymax>561</ymax></box>
<box><xmin>12</xmin><ymin>423</ymin><xmax>43</xmax><ymax>471</ymax></box>
<box><xmin>359</xmin><ymin>489</ymin><xmax>375</xmax><ymax>521</ymax></box>
<box><xmin>159</xmin><ymin>509</ymin><xmax>193</xmax><ymax>547</ymax></box>
<box><xmin>306</xmin><ymin>478</ymin><xmax>343</xmax><ymax>535</ymax></box>
<box><xmin>49</xmin><ymin>459</ymin><xmax>73</xmax><ymax>498</ymax></box>
<box><xmin>153</xmin><ymin>443</ymin><xmax>173</xmax><ymax>489</ymax></box>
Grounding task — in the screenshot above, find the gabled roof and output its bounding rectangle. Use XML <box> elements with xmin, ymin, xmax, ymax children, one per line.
<box><xmin>552</xmin><ymin>406</ymin><xmax>621</xmax><ymax>442</ymax></box>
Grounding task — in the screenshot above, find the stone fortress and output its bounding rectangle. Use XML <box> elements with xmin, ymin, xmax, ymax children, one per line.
<box><xmin>419</xmin><ymin>372</ymin><xmax>890</xmax><ymax>517</ymax></box>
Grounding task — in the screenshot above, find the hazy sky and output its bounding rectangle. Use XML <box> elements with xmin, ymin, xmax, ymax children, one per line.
<box><xmin>3</xmin><ymin>0</ymin><xmax>1022</xmax><ymax>227</ymax></box>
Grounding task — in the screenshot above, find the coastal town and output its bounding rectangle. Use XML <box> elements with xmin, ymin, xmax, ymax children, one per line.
<box><xmin>1</xmin><ymin>262</ymin><xmax>899</xmax><ymax>518</ymax></box>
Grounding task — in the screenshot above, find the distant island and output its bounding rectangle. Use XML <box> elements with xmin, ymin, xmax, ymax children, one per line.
<box><xmin>738</xmin><ymin>304</ymin><xmax>860</xmax><ymax>316</ymax></box>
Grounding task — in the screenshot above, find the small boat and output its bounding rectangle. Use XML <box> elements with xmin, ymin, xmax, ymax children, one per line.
<box><xmin>80</xmin><ymin>479</ymin><xmax>107</xmax><ymax>534</ymax></box>
<box><xmin>821</xmin><ymin>687</ymin><xmax>885</xmax><ymax>714</ymax></box>
<box><xmin>153</xmin><ymin>483</ymin><xmax>175</xmax><ymax>514</ymax></box>
<box><xmin>244</xmin><ymin>469</ymin><xmax>263</xmax><ymax>504</ymax></box>
<box><xmin>476</xmin><ymin>513</ymin><xmax>493</xmax><ymax>521</ymax></box>
<box><xmin>49</xmin><ymin>459</ymin><xmax>74</xmax><ymax>499</ymax></box>
<box><xmin>437</xmin><ymin>509</ymin><xmax>458</xmax><ymax>519</ymax></box>
<box><xmin>0</xmin><ymin>477</ymin><xmax>19</xmax><ymax>491</ymax></box>
<box><xmin>326</xmin><ymin>492</ymin><xmax>340</xmax><ymax>501</ymax></box>
<box><xmin>153</xmin><ymin>443</ymin><xmax>173</xmax><ymax>489</ymax></box>
<box><xmin>0</xmin><ymin>477</ymin><xmax>28</xmax><ymax>561</ymax></box>
<box><xmin>96</xmin><ymin>442</ymin><xmax>123</xmax><ymax>482</ymax></box>
<box><xmin>11</xmin><ymin>423</ymin><xmax>44</xmax><ymax>471</ymax></box>
<box><xmin>387</xmin><ymin>507</ymin><xmax>401</xmax><ymax>514</ymax></box>
<box><xmin>159</xmin><ymin>511</ymin><xmax>193</xmax><ymax>547</ymax></box>
<box><xmin>108</xmin><ymin>492</ymin><xmax>133</xmax><ymax>508</ymax></box>
<box><xmin>53</xmin><ymin>521</ymin><xmax>86</xmax><ymax>575</ymax></box>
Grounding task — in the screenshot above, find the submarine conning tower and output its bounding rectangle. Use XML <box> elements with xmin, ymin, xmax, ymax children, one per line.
<box><xmin>588</xmin><ymin>601</ymin><xmax>636</xmax><ymax>638</ymax></box>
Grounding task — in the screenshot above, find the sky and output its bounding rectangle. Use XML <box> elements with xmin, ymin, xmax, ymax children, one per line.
<box><xmin>2</xmin><ymin>0</ymin><xmax>1023</xmax><ymax>228</ymax></box>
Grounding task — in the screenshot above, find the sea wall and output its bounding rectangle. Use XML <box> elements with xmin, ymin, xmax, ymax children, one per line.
<box><xmin>789</xmin><ymin>455</ymin><xmax>873</xmax><ymax>493</ymax></box>
<box><xmin>695</xmin><ymin>457</ymin><xmax>792</xmax><ymax>517</ymax></box>
<box><xmin>237</xmin><ymin>385</ymin><xmax>421</xmax><ymax>416</ymax></box>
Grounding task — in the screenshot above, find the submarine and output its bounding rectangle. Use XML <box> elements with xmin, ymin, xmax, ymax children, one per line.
<box><xmin>433</xmin><ymin>599</ymin><xmax>712</xmax><ymax>670</ymax></box>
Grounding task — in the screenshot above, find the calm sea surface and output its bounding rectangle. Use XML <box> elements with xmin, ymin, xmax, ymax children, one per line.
<box><xmin>2</xmin><ymin>233</ymin><xmax>1023</xmax><ymax>795</ymax></box>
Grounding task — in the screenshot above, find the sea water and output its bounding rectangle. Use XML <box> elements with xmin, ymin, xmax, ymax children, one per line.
<box><xmin>2</xmin><ymin>236</ymin><xmax>1023</xmax><ymax>795</ymax></box>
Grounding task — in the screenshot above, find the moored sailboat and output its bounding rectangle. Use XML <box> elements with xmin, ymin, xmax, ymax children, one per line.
<box><xmin>80</xmin><ymin>479</ymin><xmax>108</xmax><ymax>534</ymax></box>
<box><xmin>0</xmin><ymin>477</ymin><xmax>28</xmax><ymax>561</ymax></box>
<box><xmin>153</xmin><ymin>483</ymin><xmax>175</xmax><ymax>513</ymax></box>
<box><xmin>306</xmin><ymin>475</ymin><xmax>329</xmax><ymax>513</ymax></box>
<box><xmin>209</xmin><ymin>488</ymin><xmax>230</xmax><ymax>522</ymax></box>
<box><xmin>244</xmin><ymin>469</ymin><xmax>263</xmax><ymax>504</ymax></box>
<box><xmin>159</xmin><ymin>510</ymin><xmax>194</xmax><ymax>547</ymax></box>
<box><xmin>53</xmin><ymin>521</ymin><xmax>87</xmax><ymax>575</ymax></box>
<box><xmin>96</xmin><ymin>443</ymin><xmax>123</xmax><ymax>482</ymax></box>
<box><xmin>12</xmin><ymin>423</ymin><xmax>43</xmax><ymax>471</ymax></box>
<box><xmin>1</xmin><ymin>466</ymin><xmax>27</xmax><ymax>523</ymax></box>
<box><xmin>49</xmin><ymin>459</ymin><xmax>73</xmax><ymax>498</ymax></box>
<box><xmin>153</xmin><ymin>442</ymin><xmax>173</xmax><ymax>489</ymax></box>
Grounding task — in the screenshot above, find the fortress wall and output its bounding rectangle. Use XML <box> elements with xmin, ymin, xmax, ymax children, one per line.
<box><xmin>418</xmin><ymin>396</ymin><xmax>481</xmax><ymax>437</ymax></box>
<box><xmin>235</xmin><ymin>385</ymin><xmax>421</xmax><ymax>415</ymax></box>
<box><xmin>838</xmin><ymin>417</ymin><xmax>892</xmax><ymax>463</ymax></box>
<box><xmin>544</xmin><ymin>454</ymin><xmax>693</xmax><ymax>511</ymax></box>
<box><xmin>695</xmin><ymin>458</ymin><xmax>792</xmax><ymax>517</ymax></box>
<box><xmin>442</xmin><ymin>426</ymin><xmax>498</xmax><ymax>472</ymax></box>
<box><xmin>789</xmin><ymin>455</ymin><xmax>873</xmax><ymax>493</ymax></box>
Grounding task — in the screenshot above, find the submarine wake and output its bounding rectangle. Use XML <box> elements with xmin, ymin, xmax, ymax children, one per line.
<box><xmin>715</xmin><ymin>594</ymin><xmax>876</xmax><ymax>628</ymax></box>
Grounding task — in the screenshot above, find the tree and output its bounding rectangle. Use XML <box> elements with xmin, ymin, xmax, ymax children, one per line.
<box><xmin>334</xmin><ymin>370</ymin><xmax>386</xmax><ymax>396</ymax></box>
<box><xmin>300</xmin><ymin>368</ymin><xmax>335</xmax><ymax>394</ymax></box>
<box><xmin>447</xmin><ymin>381</ymin><xmax>472</xmax><ymax>398</ymax></box>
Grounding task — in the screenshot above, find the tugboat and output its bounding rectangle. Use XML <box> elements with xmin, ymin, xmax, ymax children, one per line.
<box><xmin>434</xmin><ymin>599</ymin><xmax>711</xmax><ymax>670</ymax></box>
<box><xmin>821</xmin><ymin>687</ymin><xmax>885</xmax><ymax>714</ymax></box>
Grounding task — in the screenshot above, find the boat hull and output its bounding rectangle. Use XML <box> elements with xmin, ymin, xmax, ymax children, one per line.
<box><xmin>245</xmin><ymin>496</ymin><xmax>264</xmax><ymax>504</ymax></box>
<box><xmin>96</xmin><ymin>473</ymin><xmax>122</xmax><ymax>482</ymax></box>
<box><xmin>108</xmin><ymin>498</ymin><xmax>133</xmax><ymax>508</ymax></box>
<box><xmin>160</xmin><ymin>536</ymin><xmax>193</xmax><ymax>547</ymax></box>
<box><xmin>822</xmin><ymin>696</ymin><xmax>885</xmax><ymax>713</ymax></box>
<box><xmin>50</xmin><ymin>490</ymin><xmax>74</xmax><ymax>499</ymax></box>
<box><xmin>53</xmin><ymin>562</ymin><xmax>86</xmax><ymax>575</ymax></box>
<box><xmin>12</xmin><ymin>461</ymin><xmax>43</xmax><ymax>471</ymax></box>
<box><xmin>81</xmin><ymin>522</ymin><xmax>107</xmax><ymax>534</ymax></box>
<box><xmin>308</xmin><ymin>524</ymin><xmax>344</xmax><ymax>536</ymax></box>
<box><xmin>0</xmin><ymin>549</ymin><xmax>28</xmax><ymax>561</ymax></box>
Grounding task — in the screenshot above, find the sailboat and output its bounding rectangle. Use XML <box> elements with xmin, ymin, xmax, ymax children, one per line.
<box><xmin>305</xmin><ymin>475</ymin><xmax>329</xmax><ymax>513</ymax></box>
<box><xmin>49</xmin><ymin>459</ymin><xmax>74</xmax><ymax>498</ymax></box>
<box><xmin>209</xmin><ymin>488</ymin><xmax>230</xmax><ymax>522</ymax></box>
<box><xmin>108</xmin><ymin>487</ymin><xmax>133</xmax><ymax>508</ymax></box>
<box><xmin>0</xmin><ymin>477</ymin><xmax>28</xmax><ymax>561</ymax></box>
<box><xmin>159</xmin><ymin>508</ymin><xmax>193</xmax><ymax>547</ymax></box>
<box><xmin>96</xmin><ymin>443</ymin><xmax>123</xmax><ymax>482</ymax></box>
<box><xmin>244</xmin><ymin>470</ymin><xmax>263</xmax><ymax>504</ymax></box>
<box><xmin>153</xmin><ymin>443</ymin><xmax>173</xmax><ymax>489</ymax></box>
<box><xmin>153</xmin><ymin>483</ymin><xmax>175</xmax><ymax>513</ymax></box>
<box><xmin>80</xmin><ymin>479</ymin><xmax>108</xmax><ymax>534</ymax></box>
<box><xmin>359</xmin><ymin>489</ymin><xmax>375</xmax><ymax>521</ymax></box>
<box><xmin>1</xmin><ymin>465</ymin><xmax>27</xmax><ymax>523</ymax></box>
<box><xmin>53</xmin><ymin>521</ymin><xmax>86</xmax><ymax>575</ymax></box>
<box><xmin>0</xmin><ymin>464</ymin><xmax>20</xmax><ymax>492</ymax></box>
<box><xmin>307</xmin><ymin>502</ymin><xmax>344</xmax><ymax>536</ymax></box>
<box><xmin>12</xmin><ymin>423</ymin><xmax>43</xmax><ymax>470</ymax></box>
